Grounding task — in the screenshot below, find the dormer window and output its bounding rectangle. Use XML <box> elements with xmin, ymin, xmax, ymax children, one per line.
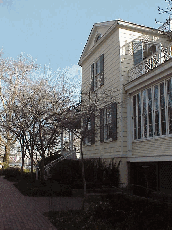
<box><xmin>95</xmin><ymin>33</ymin><xmax>102</xmax><ymax>43</ymax></box>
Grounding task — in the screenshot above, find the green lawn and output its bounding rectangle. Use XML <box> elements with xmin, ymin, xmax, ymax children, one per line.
<box><xmin>44</xmin><ymin>210</ymin><xmax>115</xmax><ymax>230</ymax></box>
<box><xmin>44</xmin><ymin>193</ymin><xmax>172</xmax><ymax>230</ymax></box>
<box><xmin>14</xmin><ymin>179</ymin><xmax>72</xmax><ymax>197</ymax></box>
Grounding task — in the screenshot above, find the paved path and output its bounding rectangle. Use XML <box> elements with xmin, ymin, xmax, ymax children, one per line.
<box><xmin>0</xmin><ymin>177</ymin><xmax>83</xmax><ymax>230</ymax></box>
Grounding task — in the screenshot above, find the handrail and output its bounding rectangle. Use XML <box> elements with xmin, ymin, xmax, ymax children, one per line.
<box><xmin>44</xmin><ymin>151</ymin><xmax>77</xmax><ymax>180</ymax></box>
<box><xmin>128</xmin><ymin>46</ymin><xmax>172</xmax><ymax>82</ymax></box>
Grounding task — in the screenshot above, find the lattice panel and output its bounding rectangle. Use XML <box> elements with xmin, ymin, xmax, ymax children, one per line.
<box><xmin>160</xmin><ymin>162</ymin><xmax>172</xmax><ymax>191</ymax></box>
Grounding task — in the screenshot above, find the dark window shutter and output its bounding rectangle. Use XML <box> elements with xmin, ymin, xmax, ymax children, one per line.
<box><xmin>96</xmin><ymin>61</ymin><xmax>98</xmax><ymax>75</ymax></box>
<box><xmin>100</xmin><ymin>109</ymin><xmax>104</xmax><ymax>142</ymax></box>
<box><xmin>90</xmin><ymin>113</ymin><xmax>95</xmax><ymax>145</ymax></box>
<box><xmin>133</xmin><ymin>41</ymin><xmax>143</xmax><ymax>65</ymax></box>
<box><xmin>91</xmin><ymin>64</ymin><xmax>94</xmax><ymax>91</ymax></box>
<box><xmin>100</xmin><ymin>54</ymin><xmax>104</xmax><ymax>86</ymax></box>
<box><xmin>111</xmin><ymin>102</ymin><xmax>117</xmax><ymax>140</ymax></box>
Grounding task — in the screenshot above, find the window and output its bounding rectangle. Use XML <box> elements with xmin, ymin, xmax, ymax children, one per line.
<box><xmin>133</xmin><ymin>40</ymin><xmax>159</xmax><ymax>65</ymax></box>
<box><xmin>100</xmin><ymin>102</ymin><xmax>117</xmax><ymax>142</ymax></box>
<box><xmin>142</xmin><ymin>89</ymin><xmax>147</xmax><ymax>138</ymax></box>
<box><xmin>154</xmin><ymin>85</ymin><xmax>160</xmax><ymax>136</ymax></box>
<box><xmin>91</xmin><ymin>54</ymin><xmax>104</xmax><ymax>91</ymax></box>
<box><xmin>104</xmin><ymin>107</ymin><xmax>112</xmax><ymax>141</ymax></box>
<box><xmin>95</xmin><ymin>33</ymin><xmax>102</xmax><ymax>43</ymax></box>
<box><xmin>160</xmin><ymin>82</ymin><xmax>166</xmax><ymax>135</ymax></box>
<box><xmin>143</xmin><ymin>43</ymin><xmax>157</xmax><ymax>59</ymax></box>
<box><xmin>137</xmin><ymin>93</ymin><xmax>141</xmax><ymax>139</ymax></box>
<box><xmin>133</xmin><ymin>93</ymin><xmax>141</xmax><ymax>139</ymax></box>
<box><xmin>133</xmin><ymin>40</ymin><xmax>143</xmax><ymax>65</ymax></box>
<box><xmin>83</xmin><ymin>113</ymin><xmax>95</xmax><ymax>145</ymax></box>
<box><xmin>167</xmin><ymin>78</ymin><xmax>172</xmax><ymax>134</ymax></box>
<box><xmin>147</xmin><ymin>88</ymin><xmax>153</xmax><ymax>137</ymax></box>
<box><xmin>133</xmin><ymin>95</ymin><xmax>137</xmax><ymax>139</ymax></box>
<box><xmin>133</xmin><ymin>78</ymin><xmax>172</xmax><ymax>140</ymax></box>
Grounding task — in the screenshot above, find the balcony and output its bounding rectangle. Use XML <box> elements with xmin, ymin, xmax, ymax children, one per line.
<box><xmin>128</xmin><ymin>46</ymin><xmax>172</xmax><ymax>82</ymax></box>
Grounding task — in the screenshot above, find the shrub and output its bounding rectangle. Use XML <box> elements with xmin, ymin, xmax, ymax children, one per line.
<box><xmin>38</xmin><ymin>153</ymin><xmax>63</xmax><ymax>167</ymax></box>
<box><xmin>50</xmin><ymin>159</ymin><xmax>82</xmax><ymax>184</ymax></box>
<box><xmin>49</xmin><ymin>158</ymin><xmax>119</xmax><ymax>188</ymax></box>
<box><xmin>87</xmin><ymin>193</ymin><xmax>171</xmax><ymax>230</ymax></box>
<box><xmin>3</xmin><ymin>167</ymin><xmax>21</xmax><ymax>181</ymax></box>
<box><xmin>14</xmin><ymin>179</ymin><xmax>72</xmax><ymax>197</ymax></box>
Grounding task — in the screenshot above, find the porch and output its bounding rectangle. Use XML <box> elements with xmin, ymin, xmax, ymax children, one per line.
<box><xmin>128</xmin><ymin>45</ymin><xmax>172</xmax><ymax>82</ymax></box>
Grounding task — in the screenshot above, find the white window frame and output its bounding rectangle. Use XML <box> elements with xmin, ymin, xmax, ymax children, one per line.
<box><xmin>104</xmin><ymin>107</ymin><xmax>112</xmax><ymax>141</ymax></box>
<box><xmin>132</xmin><ymin>78</ymin><xmax>172</xmax><ymax>141</ymax></box>
<box><xmin>91</xmin><ymin>54</ymin><xmax>104</xmax><ymax>91</ymax></box>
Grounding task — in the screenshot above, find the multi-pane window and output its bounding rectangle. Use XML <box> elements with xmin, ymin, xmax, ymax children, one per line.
<box><xmin>104</xmin><ymin>107</ymin><xmax>112</xmax><ymax>141</ymax></box>
<box><xmin>167</xmin><ymin>78</ymin><xmax>172</xmax><ymax>134</ymax></box>
<box><xmin>91</xmin><ymin>54</ymin><xmax>104</xmax><ymax>91</ymax></box>
<box><xmin>94</xmin><ymin>59</ymin><xmax>100</xmax><ymax>89</ymax></box>
<box><xmin>160</xmin><ymin>82</ymin><xmax>166</xmax><ymax>135</ymax></box>
<box><xmin>133</xmin><ymin>78</ymin><xmax>172</xmax><ymax>140</ymax></box>
<box><xmin>154</xmin><ymin>85</ymin><xmax>160</xmax><ymax>136</ymax></box>
<box><xmin>83</xmin><ymin>114</ymin><xmax>95</xmax><ymax>145</ymax></box>
<box><xmin>133</xmin><ymin>95</ymin><xmax>137</xmax><ymax>139</ymax></box>
<box><xmin>147</xmin><ymin>88</ymin><xmax>153</xmax><ymax>137</ymax></box>
<box><xmin>133</xmin><ymin>93</ymin><xmax>141</xmax><ymax>140</ymax></box>
<box><xmin>142</xmin><ymin>90</ymin><xmax>147</xmax><ymax>138</ymax></box>
<box><xmin>137</xmin><ymin>93</ymin><xmax>141</xmax><ymax>139</ymax></box>
<box><xmin>100</xmin><ymin>102</ymin><xmax>117</xmax><ymax>142</ymax></box>
<box><xmin>132</xmin><ymin>40</ymin><xmax>158</xmax><ymax>65</ymax></box>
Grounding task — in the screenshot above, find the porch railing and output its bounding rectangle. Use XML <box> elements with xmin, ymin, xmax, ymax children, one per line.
<box><xmin>128</xmin><ymin>46</ymin><xmax>172</xmax><ymax>82</ymax></box>
<box><xmin>44</xmin><ymin>150</ymin><xmax>77</xmax><ymax>180</ymax></box>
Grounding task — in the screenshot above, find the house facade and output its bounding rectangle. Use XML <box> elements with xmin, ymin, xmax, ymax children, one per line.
<box><xmin>79</xmin><ymin>19</ymin><xmax>172</xmax><ymax>194</ymax></box>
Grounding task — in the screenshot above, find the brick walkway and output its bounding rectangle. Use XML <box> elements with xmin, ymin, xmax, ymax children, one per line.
<box><xmin>0</xmin><ymin>177</ymin><xmax>83</xmax><ymax>230</ymax></box>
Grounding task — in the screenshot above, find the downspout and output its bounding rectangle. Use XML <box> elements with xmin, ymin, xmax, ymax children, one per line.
<box><xmin>119</xmin><ymin>32</ymin><xmax>124</xmax><ymax>157</ymax></box>
<box><xmin>127</xmin><ymin>93</ymin><xmax>132</xmax><ymax>157</ymax></box>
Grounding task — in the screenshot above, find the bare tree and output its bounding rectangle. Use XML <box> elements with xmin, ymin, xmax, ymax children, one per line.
<box><xmin>155</xmin><ymin>0</ymin><xmax>172</xmax><ymax>39</ymax></box>
<box><xmin>1</xmin><ymin>67</ymin><xmax>78</xmax><ymax>180</ymax></box>
<box><xmin>0</xmin><ymin>53</ymin><xmax>38</xmax><ymax>167</ymax></box>
<box><xmin>63</xmin><ymin>87</ymin><xmax>119</xmax><ymax>209</ymax></box>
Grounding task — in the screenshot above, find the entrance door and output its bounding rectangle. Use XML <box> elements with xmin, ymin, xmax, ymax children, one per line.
<box><xmin>130</xmin><ymin>162</ymin><xmax>157</xmax><ymax>196</ymax></box>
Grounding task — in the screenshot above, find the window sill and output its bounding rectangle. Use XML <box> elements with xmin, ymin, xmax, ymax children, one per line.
<box><xmin>133</xmin><ymin>134</ymin><xmax>172</xmax><ymax>142</ymax></box>
<box><xmin>154</xmin><ymin>135</ymin><xmax>172</xmax><ymax>140</ymax></box>
<box><xmin>84</xmin><ymin>143</ymin><xmax>91</xmax><ymax>146</ymax></box>
<box><xmin>104</xmin><ymin>138</ymin><xmax>112</xmax><ymax>143</ymax></box>
<box><xmin>133</xmin><ymin>137</ymin><xmax>153</xmax><ymax>142</ymax></box>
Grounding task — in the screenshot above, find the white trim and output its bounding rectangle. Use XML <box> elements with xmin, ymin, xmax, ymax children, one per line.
<box><xmin>132</xmin><ymin>78</ymin><xmax>172</xmax><ymax>141</ymax></box>
<box><xmin>79</xmin><ymin>19</ymin><xmax>162</xmax><ymax>66</ymax></box>
<box><xmin>128</xmin><ymin>155</ymin><xmax>172</xmax><ymax>162</ymax></box>
<box><xmin>127</xmin><ymin>95</ymin><xmax>132</xmax><ymax>156</ymax></box>
<box><xmin>124</xmin><ymin>59</ymin><xmax>172</xmax><ymax>93</ymax></box>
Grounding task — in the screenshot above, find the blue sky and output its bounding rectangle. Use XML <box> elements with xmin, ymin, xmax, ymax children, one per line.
<box><xmin>0</xmin><ymin>0</ymin><xmax>169</xmax><ymax>80</ymax></box>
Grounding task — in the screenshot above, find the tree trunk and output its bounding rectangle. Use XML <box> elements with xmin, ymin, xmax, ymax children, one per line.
<box><xmin>20</xmin><ymin>136</ymin><xmax>25</xmax><ymax>174</ymax></box>
<box><xmin>30</xmin><ymin>152</ymin><xmax>33</xmax><ymax>180</ymax></box>
<box><xmin>80</xmin><ymin>139</ymin><xmax>87</xmax><ymax>210</ymax></box>
<box><xmin>40</xmin><ymin>154</ymin><xmax>45</xmax><ymax>182</ymax></box>
<box><xmin>4</xmin><ymin>139</ymin><xmax>10</xmax><ymax>167</ymax></box>
<box><xmin>21</xmin><ymin>150</ymin><xmax>25</xmax><ymax>174</ymax></box>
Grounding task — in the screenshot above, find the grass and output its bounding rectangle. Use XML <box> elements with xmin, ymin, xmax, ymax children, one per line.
<box><xmin>1</xmin><ymin>168</ymin><xmax>72</xmax><ymax>197</ymax></box>
<box><xmin>44</xmin><ymin>210</ymin><xmax>115</xmax><ymax>230</ymax></box>
<box><xmin>44</xmin><ymin>193</ymin><xmax>172</xmax><ymax>230</ymax></box>
<box><xmin>14</xmin><ymin>179</ymin><xmax>72</xmax><ymax>197</ymax></box>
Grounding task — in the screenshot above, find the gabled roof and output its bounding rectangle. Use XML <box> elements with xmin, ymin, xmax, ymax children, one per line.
<box><xmin>78</xmin><ymin>20</ymin><xmax>116</xmax><ymax>66</ymax></box>
<box><xmin>78</xmin><ymin>19</ymin><xmax>162</xmax><ymax>66</ymax></box>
